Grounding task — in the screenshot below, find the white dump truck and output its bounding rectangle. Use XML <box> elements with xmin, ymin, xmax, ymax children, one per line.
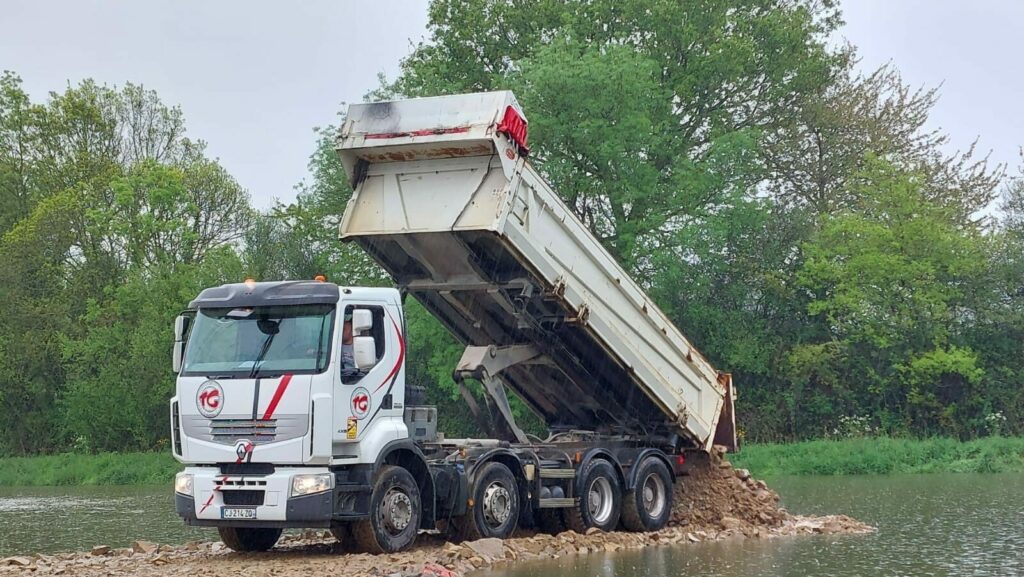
<box><xmin>170</xmin><ymin>91</ymin><xmax>737</xmax><ymax>554</ymax></box>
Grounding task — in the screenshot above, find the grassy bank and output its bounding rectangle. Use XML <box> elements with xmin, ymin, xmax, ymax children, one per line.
<box><xmin>1</xmin><ymin>436</ymin><xmax>1022</xmax><ymax>486</ymax></box>
<box><xmin>0</xmin><ymin>452</ymin><xmax>179</xmax><ymax>486</ymax></box>
<box><xmin>729</xmin><ymin>436</ymin><xmax>1024</xmax><ymax>476</ymax></box>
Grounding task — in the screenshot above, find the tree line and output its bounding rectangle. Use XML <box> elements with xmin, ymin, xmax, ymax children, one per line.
<box><xmin>1</xmin><ymin>0</ymin><xmax>1022</xmax><ymax>455</ymax></box>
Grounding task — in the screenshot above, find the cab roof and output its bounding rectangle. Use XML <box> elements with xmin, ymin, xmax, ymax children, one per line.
<box><xmin>188</xmin><ymin>281</ymin><xmax>340</xmax><ymax>309</ymax></box>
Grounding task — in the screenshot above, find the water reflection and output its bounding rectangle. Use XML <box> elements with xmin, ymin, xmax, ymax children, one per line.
<box><xmin>0</xmin><ymin>486</ymin><xmax>212</xmax><ymax>555</ymax></box>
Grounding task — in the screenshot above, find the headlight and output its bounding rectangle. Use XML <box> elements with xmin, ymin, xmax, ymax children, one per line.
<box><xmin>291</xmin><ymin>473</ymin><xmax>332</xmax><ymax>497</ymax></box>
<box><xmin>174</xmin><ymin>473</ymin><xmax>193</xmax><ymax>496</ymax></box>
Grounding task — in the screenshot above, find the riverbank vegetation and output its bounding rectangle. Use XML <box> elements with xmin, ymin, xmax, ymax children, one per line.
<box><xmin>0</xmin><ymin>452</ymin><xmax>180</xmax><ymax>486</ymax></box>
<box><xmin>730</xmin><ymin>436</ymin><xmax>1024</xmax><ymax>476</ymax></box>
<box><xmin>3</xmin><ymin>1</ymin><xmax>1024</xmax><ymax>457</ymax></box>
<box><xmin>1</xmin><ymin>436</ymin><xmax>1020</xmax><ymax>486</ymax></box>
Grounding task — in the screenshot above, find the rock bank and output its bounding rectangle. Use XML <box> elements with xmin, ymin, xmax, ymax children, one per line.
<box><xmin>0</xmin><ymin>452</ymin><xmax>873</xmax><ymax>577</ymax></box>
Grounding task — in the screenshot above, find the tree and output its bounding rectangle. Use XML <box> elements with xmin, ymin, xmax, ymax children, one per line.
<box><xmin>764</xmin><ymin>62</ymin><xmax>1001</xmax><ymax>223</ymax></box>
<box><xmin>796</xmin><ymin>158</ymin><xmax>990</xmax><ymax>436</ymax></box>
<box><xmin>383</xmin><ymin>0</ymin><xmax>841</xmax><ymax>270</ymax></box>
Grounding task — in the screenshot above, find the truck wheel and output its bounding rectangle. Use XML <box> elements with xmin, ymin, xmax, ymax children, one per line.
<box><xmin>621</xmin><ymin>457</ymin><xmax>672</xmax><ymax>532</ymax></box>
<box><xmin>217</xmin><ymin>527</ymin><xmax>282</xmax><ymax>552</ymax></box>
<box><xmin>455</xmin><ymin>462</ymin><xmax>520</xmax><ymax>540</ymax></box>
<box><xmin>565</xmin><ymin>459</ymin><xmax>622</xmax><ymax>533</ymax></box>
<box><xmin>352</xmin><ymin>465</ymin><xmax>421</xmax><ymax>553</ymax></box>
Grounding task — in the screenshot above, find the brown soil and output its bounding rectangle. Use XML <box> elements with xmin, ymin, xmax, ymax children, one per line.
<box><xmin>0</xmin><ymin>451</ymin><xmax>873</xmax><ymax>577</ymax></box>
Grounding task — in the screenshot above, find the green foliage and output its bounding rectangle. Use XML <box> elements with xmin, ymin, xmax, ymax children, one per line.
<box><xmin>0</xmin><ymin>452</ymin><xmax>180</xmax><ymax>486</ymax></box>
<box><xmin>729</xmin><ymin>436</ymin><xmax>1024</xmax><ymax>476</ymax></box>
<box><xmin>2</xmin><ymin>1</ymin><xmax>1024</xmax><ymax>459</ymax></box>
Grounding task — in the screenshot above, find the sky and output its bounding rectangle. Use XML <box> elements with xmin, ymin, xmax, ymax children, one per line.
<box><xmin>1</xmin><ymin>1</ymin><xmax>1021</xmax><ymax>209</ymax></box>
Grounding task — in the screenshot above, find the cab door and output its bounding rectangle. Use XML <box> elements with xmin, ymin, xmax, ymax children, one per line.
<box><xmin>333</xmin><ymin>301</ymin><xmax>405</xmax><ymax>451</ymax></box>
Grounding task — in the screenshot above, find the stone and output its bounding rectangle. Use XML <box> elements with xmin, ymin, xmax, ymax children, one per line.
<box><xmin>585</xmin><ymin>526</ymin><xmax>603</xmax><ymax>536</ymax></box>
<box><xmin>735</xmin><ymin>468</ymin><xmax>751</xmax><ymax>480</ymax></box>
<box><xmin>1</xmin><ymin>557</ymin><xmax>32</xmax><ymax>567</ymax></box>
<box><xmin>719</xmin><ymin>516</ymin><xmax>743</xmax><ymax>530</ymax></box>
<box><xmin>131</xmin><ymin>540</ymin><xmax>159</xmax><ymax>555</ymax></box>
<box><xmin>150</xmin><ymin>553</ymin><xmax>169</xmax><ymax>565</ymax></box>
<box><xmin>465</xmin><ymin>538</ymin><xmax>504</xmax><ymax>561</ymax></box>
<box><xmin>90</xmin><ymin>546</ymin><xmax>111</xmax><ymax>556</ymax></box>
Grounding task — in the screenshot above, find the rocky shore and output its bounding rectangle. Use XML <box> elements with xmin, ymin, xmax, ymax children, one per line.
<box><xmin>0</xmin><ymin>452</ymin><xmax>873</xmax><ymax>577</ymax></box>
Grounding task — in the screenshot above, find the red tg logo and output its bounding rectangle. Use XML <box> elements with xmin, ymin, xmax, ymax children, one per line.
<box><xmin>197</xmin><ymin>380</ymin><xmax>224</xmax><ymax>418</ymax></box>
<box><xmin>351</xmin><ymin>387</ymin><xmax>371</xmax><ymax>420</ymax></box>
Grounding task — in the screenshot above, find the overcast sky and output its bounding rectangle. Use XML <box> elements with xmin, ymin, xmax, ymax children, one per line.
<box><xmin>2</xmin><ymin>1</ymin><xmax>1021</xmax><ymax>209</ymax></box>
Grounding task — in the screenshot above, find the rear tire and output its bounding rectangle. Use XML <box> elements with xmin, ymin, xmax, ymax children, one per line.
<box><xmin>217</xmin><ymin>527</ymin><xmax>282</xmax><ymax>552</ymax></box>
<box><xmin>621</xmin><ymin>457</ymin><xmax>672</xmax><ymax>532</ymax></box>
<box><xmin>352</xmin><ymin>465</ymin><xmax>421</xmax><ymax>553</ymax></box>
<box><xmin>564</xmin><ymin>459</ymin><xmax>622</xmax><ymax>533</ymax></box>
<box><xmin>454</xmin><ymin>462</ymin><xmax>520</xmax><ymax>540</ymax></box>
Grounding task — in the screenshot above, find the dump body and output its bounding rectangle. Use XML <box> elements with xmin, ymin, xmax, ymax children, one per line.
<box><xmin>337</xmin><ymin>92</ymin><xmax>731</xmax><ymax>450</ymax></box>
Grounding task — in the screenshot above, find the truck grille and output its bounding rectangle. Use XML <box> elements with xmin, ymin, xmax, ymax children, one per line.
<box><xmin>221</xmin><ymin>490</ymin><xmax>265</xmax><ymax>506</ymax></box>
<box><xmin>209</xmin><ymin>419</ymin><xmax>278</xmax><ymax>442</ymax></box>
<box><xmin>182</xmin><ymin>414</ymin><xmax>307</xmax><ymax>447</ymax></box>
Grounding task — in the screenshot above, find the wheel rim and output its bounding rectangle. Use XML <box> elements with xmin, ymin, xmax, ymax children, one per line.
<box><xmin>380</xmin><ymin>487</ymin><xmax>413</xmax><ymax>534</ymax></box>
<box><xmin>482</xmin><ymin>481</ymin><xmax>513</xmax><ymax>528</ymax></box>
<box><xmin>641</xmin><ymin>473</ymin><xmax>666</xmax><ymax>518</ymax></box>
<box><xmin>588</xmin><ymin>476</ymin><xmax>614</xmax><ymax>525</ymax></box>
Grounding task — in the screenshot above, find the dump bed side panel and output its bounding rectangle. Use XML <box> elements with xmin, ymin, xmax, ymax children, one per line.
<box><xmin>501</xmin><ymin>165</ymin><xmax>724</xmax><ymax>443</ymax></box>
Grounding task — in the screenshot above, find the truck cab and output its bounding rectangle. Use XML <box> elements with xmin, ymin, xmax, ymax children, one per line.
<box><xmin>171</xmin><ymin>281</ymin><xmax>421</xmax><ymax>550</ymax></box>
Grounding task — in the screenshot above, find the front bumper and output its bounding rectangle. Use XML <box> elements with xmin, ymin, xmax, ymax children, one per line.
<box><xmin>176</xmin><ymin>466</ymin><xmax>334</xmax><ymax>528</ymax></box>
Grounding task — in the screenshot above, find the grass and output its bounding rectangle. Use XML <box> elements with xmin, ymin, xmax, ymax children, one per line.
<box><xmin>729</xmin><ymin>436</ymin><xmax>1024</xmax><ymax>476</ymax></box>
<box><xmin>1</xmin><ymin>437</ymin><xmax>1022</xmax><ymax>486</ymax></box>
<box><xmin>0</xmin><ymin>452</ymin><xmax>180</xmax><ymax>486</ymax></box>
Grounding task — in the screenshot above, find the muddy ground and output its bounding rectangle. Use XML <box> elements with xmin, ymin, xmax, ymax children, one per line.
<box><xmin>0</xmin><ymin>451</ymin><xmax>873</xmax><ymax>577</ymax></box>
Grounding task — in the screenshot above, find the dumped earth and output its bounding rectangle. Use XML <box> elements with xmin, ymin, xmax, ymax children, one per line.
<box><xmin>0</xmin><ymin>451</ymin><xmax>873</xmax><ymax>577</ymax></box>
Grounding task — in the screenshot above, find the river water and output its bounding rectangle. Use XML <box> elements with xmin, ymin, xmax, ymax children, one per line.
<box><xmin>0</xmin><ymin>474</ymin><xmax>1021</xmax><ymax>576</ymax></box>
<box><xmin>493</xmin><ymin>473</ymin><xmax>1024</xmax><ymax>577</ymax></box>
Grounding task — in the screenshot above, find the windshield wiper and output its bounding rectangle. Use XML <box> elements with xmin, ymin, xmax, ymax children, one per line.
<box><xmin>248</xmin><ymin>326</ymin><xmax>278</xmax><ymax>379</ymax></box>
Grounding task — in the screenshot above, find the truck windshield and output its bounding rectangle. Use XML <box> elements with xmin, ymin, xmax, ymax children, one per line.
<box><xmin>181</xmin><ymin>304</ymin><xmax>335</xmax><ymax>377</ymax></box>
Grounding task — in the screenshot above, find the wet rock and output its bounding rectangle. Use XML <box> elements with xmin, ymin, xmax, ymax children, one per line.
<box><xmin>1</xmin><ymin>557</ymin><xmax>32</xmax><ymax>567</ymax></box>
<box><xmin>131</xmin><ymin>540</ymin><xmax>159</xmax><ymax>554</ymax></box>
<box><xmin>89</xmin><ymin>546</ymin><xmax>110</xmax><ymax>556</ymax></box>
<box><xmin>465</xmin><ymin>537</ymin><xmax>504</xmax><ymax>561</ymax></box>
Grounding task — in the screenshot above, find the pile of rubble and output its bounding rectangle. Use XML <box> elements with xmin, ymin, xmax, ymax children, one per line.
<box><xmin>0</xmin><ymin>451</ymin><xmax>873</xmax><ymax>577</ymax></box>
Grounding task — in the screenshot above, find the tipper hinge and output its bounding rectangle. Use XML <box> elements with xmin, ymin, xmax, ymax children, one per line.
<box><xmin>452</xmin><ymin>344</ymin><xmax>544</xmax><ymax>444</ymax></box>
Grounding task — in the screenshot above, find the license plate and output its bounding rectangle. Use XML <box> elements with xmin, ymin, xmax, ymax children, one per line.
<box><xmin>221</xmin><ymin>507</ymin><xmax>257</xmax><ymax>520</ymax></box>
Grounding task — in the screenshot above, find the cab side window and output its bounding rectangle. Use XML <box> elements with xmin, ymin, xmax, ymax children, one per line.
<box><xmin>341</xmin><ymin>304</ymin><xmax>386</xmax><ymax>383</ymax></box>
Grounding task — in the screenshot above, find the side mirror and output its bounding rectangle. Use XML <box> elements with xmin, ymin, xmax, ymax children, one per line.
<box><xmin>173</xmin><ymin>314</ymin><xmax>191</xmax><ymax>373</ymax></box>
<box><xmin>174</xmin><ymin>315</ymin><xmax>191</xmax><ymax>342</ymax></box>
<box><xmin>172</xmin><ymin>342</ymin><xmax>185</xmax><ymax>373</ymax></box>
<box><xmin>353</xmin><ymin>336</ymin><xmax>377</xmax><ymax>369</ymax></box>
<box><xmin>352</xmin><ymin>309</ymin><xmax>373</xmax><ymax>334</ymax></box>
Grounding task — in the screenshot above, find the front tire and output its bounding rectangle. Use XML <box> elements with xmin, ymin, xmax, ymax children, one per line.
<box><xmin>217</xmin><ymin>527</ymin><xmax>282</xmax><ymax>552</ymax></box>
<box><xmin>621</xmin><ymin>457</ymin><xmax>672</xmax><ymax>532</ymax></box>
<box><xmin>454</xmin><ymin>462</ymin><xmax>520</xmax><ymax>540</ymax></box>
<box><xmin>565</xmin><ymin>459</ymin><xmax>622</xmax><ymax>533</ymax></box>
<box><xmin>352</xmin><ymin>465</ymin><xmax>421</xmax><ymax>553</ymax></box>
